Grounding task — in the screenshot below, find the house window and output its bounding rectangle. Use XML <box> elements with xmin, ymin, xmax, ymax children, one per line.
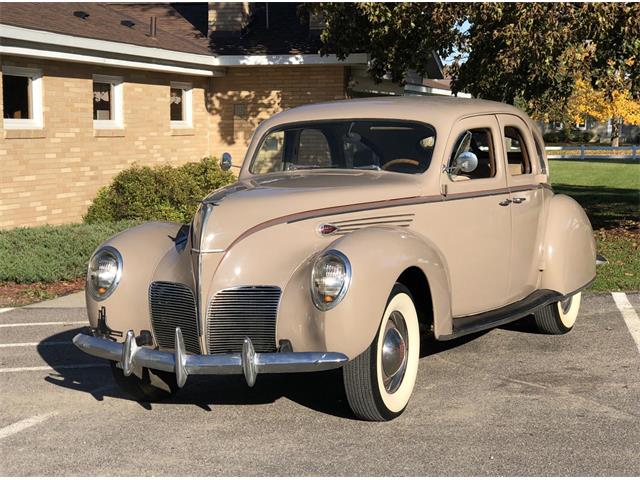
<box><xmin>2</xmin><ymin>66</ymin><xmax>43</xmax><ymax>129</ymax></box>
<box><xmin>170</xmin><ymin>82</ymin><xmax>192</xmax><ymax>128</ymax></box>
<box><xmin>575</xmin><ymin>117</ymin><xmax>587</xmax><ymax>130</ymax></box>
<box><xmin>93</xmin><ymin>74</ymin><xmax>123</xmax><ymax>129</ymax></box>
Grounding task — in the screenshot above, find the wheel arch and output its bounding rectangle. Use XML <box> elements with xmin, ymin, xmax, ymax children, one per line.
<box><xmin>397</xmin><ymin>266</ymin><xmax>434</xmax><ymax>337</ymax></box>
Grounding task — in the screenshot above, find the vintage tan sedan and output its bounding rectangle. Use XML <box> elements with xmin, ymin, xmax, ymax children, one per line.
<box><xmin>74</xmin><ymin>97</ymin><xmax>596</xmax><ymax>421</ymax></box>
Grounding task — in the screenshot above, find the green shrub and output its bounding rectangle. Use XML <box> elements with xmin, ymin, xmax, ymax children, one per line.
<box><xmin>84</xmin><ymin>157</ymin><xmax>235</xmax><ymax>224</ymax></box>
<box><xmin>0</xmin><ymin>221</ymin><xmax>139</xmax><ymax>283</ymax></box>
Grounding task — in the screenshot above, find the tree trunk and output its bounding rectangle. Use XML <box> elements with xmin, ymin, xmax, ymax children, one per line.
<box><xmin>610</xmin><ymin>118</ymin><xmax>622</xmax><ymax>147</ymax></box>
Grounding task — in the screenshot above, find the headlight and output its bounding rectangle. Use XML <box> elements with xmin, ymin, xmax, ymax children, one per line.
<box><xmin>87</xmin><ymin>246</ymin><xmax>122</xmax><ymax>300</ymax></box>
<box><xmin>311</xmin><ymin>250</ymin><xmax>351</xmax><ymax>310</ymax></box>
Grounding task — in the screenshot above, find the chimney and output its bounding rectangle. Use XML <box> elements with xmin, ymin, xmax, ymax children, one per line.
<box><xmin>208</xmin><ymin>2</ymin><xmax>249</xmax><ymax>37</ymax></box>
<box><xmin>149</xmin><ymin>15</ymin><xmax>157</xmax><ymax>38</ymax></box>
<box><xmin>309</xmin><ymin>11</ymin><xmax>325</xmax><ymax>32</ymax></box>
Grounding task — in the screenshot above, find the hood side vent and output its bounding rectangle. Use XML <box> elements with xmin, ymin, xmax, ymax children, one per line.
<box><xmin>330</xmin><ymin>213</ymin><xmax>415</xmax><ymax>235</ymax></box>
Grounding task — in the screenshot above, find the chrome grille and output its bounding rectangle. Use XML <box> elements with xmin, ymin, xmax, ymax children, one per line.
<box><xmin>149</xmin><ymin>281</ymin><xmax>201</xmax><ymax>354</ymax></box>
<box><xmin>207</xmin><ymin>286</ymin><xmax>280</xmax><ymax>354</ymax></box>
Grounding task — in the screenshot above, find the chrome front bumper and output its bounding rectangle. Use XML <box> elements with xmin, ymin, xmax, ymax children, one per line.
<box><xmin>72</xmin><ymin>328</ymin><xmax>349</xmax><ymax>388</ymax></box>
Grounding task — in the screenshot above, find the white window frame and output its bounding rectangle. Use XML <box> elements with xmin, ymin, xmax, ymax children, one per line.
<box><xmin>170</xmin><ymin>81</ymin><xmax>193</xmax><ymax>129</ymax></box>
<box><xmin>575</xmin><ymin>117</ymin><xmax>587</xmax><ymax>130</ymax></box>
<box><xmin>2</xmin><ymin>66</ymin><xmax>43</xmax><ymax>130</ymax></box>
<box><xmin>92</xmin><ymin>74</ymin><xmax>123</xmax><ymax>129</ymax></box>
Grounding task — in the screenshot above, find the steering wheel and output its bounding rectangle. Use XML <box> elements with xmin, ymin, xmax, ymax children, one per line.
<box><xmin>381</xmin><ymin>159</ymin><xmax>420</xmax><ymax>171</ymax></box>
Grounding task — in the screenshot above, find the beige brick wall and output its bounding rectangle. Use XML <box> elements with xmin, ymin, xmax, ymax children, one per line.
<box><xmin>208</xmin><ymin>65</ymin><xmax>347</xmax><ymax>167</ymax></box>
<box><xmin>0</xmin><ymin>59</ymin><xmax>347</xmax><ymax>228</ymax></box>
<box><xmin>0</xmin><ymin>57</ymin><xmax>211</xmax><ymax>228</ymax></box>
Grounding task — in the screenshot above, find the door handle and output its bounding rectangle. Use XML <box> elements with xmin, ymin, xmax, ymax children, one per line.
<box><xmin>512</xmin><ymin>197</ymin><xmax>526</xmax><ymax>204</ymax></box>
<box><xmin>499</xmin><ymin>199</ymin><xmax>512</xmax><ymax>206</ymax></box>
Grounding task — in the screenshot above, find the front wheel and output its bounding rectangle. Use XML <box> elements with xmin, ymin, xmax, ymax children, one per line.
<box><xmin>110</xmin><ymin>361</ymin><xmax>178</xmax><ymax>402</ymax></box>
<box><xmin>535</xmin><ymin>292</ymin><xmax>582</xmax><ymax>334</ymax></box>
<box><xmin>343</xmin><ymin>283</ymin><xmax>420</xmax><ymax>421</ymax></box>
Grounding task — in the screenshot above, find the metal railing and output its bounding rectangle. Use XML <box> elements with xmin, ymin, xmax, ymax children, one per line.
<box><xmin>545</xmin><ymin>145</ymin><xmax>639</xmax><ymax>161</ymax></box>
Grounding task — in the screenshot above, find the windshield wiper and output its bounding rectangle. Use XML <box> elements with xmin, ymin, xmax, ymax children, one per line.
<box><xmin>287</xmin><ymin>164</ymin><xmax>333</xmax><ymax>171</ymax></box>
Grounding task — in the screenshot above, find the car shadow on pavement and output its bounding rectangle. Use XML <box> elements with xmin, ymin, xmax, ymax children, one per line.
<box><xmin>39</xmin><ymin>327</ymin><xmax>355</xmax><ymax>419</ymax></box>
<box><xmin>38</xmin><ymin>324</ymin><xmax>529</xmax><ymax>419</ymax></box>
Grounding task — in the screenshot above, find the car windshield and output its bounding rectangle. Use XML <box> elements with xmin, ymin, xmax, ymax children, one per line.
<box><xmin>249</xmin><ymin>120</ymin><xmax>436</xmax><ymax>175</ymax></box>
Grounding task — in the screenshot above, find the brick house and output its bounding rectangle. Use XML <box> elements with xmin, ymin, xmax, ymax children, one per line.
<box><xmin>0</xmin><ymin>2</ymin><xmax>447</xmax><ymax>228</ymax></box>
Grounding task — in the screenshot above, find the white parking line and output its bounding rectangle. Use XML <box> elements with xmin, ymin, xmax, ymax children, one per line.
<box><xmin>0</xmin><ymin>321</ymin><xmax>87</xmax><ymax>328</ymax></box>
<box><xmin>612</xmin><ymin>292</ymin><xmax>640</xmax><ymax>354</ymax></box>
<box><xmin>0</xmin><ymin>341</ymin><xmax>71</xmax><ymax>348</ymax></box>
<box><xmin>0</xmin><ymin>363</ymin><xmax>108</xmax><ymax>373</ymax></box>
<box><xmin>0</xmin><ymin>412</ymin><xmax>57</xmax><ymax>440</ymax></box>
<box><xmin>0</xmin><ymin>308</ymin><xmax>15</xmax><ymax>314</ymax></box>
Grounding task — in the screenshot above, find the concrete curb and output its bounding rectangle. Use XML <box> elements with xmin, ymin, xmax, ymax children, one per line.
<box><xmin>24</xmin><ymin>291</ymin><xmax>86</xmax><ymax>309</ymax></box>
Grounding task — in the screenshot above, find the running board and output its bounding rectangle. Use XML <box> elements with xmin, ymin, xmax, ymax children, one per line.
<box><xmin>439</xmin><ymin>289</ymin><xmax>562</xmax><ymax>341</ymax></box>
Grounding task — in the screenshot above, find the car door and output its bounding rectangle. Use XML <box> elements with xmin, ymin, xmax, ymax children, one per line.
<box><xmin>437</xmin><ymin>115</ymin><xmax>512</xmax><ymax>317</ymax></box>
<box><xmin>496</xmin><ymin>114</ymin><xmax>545</xmax><ymax>302</ymax></box>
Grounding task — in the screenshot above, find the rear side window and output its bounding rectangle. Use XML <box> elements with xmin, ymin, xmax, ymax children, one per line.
<box><xmin>503</xmin><ymin>126</ymin><xmax>532</xmax><ymax>175</ymax></box>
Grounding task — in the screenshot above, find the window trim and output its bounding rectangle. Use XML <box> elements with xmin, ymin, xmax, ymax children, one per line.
<box><xmin>92</xmin><ymin>74</ymin><xmax>123</xmax><ymax>130</ymax></box>
<box><xmin>2</xmin><ymin>65</ymin><xmax>43</xmax><ymax>130</ymax></box>
<box><xmin>447</xmin><ymin>127</ymin><xmax>497</xmax><ymax>181</ymax></box>
<box><xmin>503</xmin><ymin>125</ymin><xmax>532</xmax><ymax>176</ymax></box>
<box><xmin>170</xmin><ymin>81</ymin><xmax>193</xmax><ymax>129</ymax></box>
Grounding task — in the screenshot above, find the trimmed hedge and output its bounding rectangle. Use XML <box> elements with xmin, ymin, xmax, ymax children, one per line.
<box><xmin>0</xmin><ymin>221</ymin><xmax>138</xmax><ymax>283</ymax></box>
<box><xmin>84</xmin><ymin>157</ymin><xmax>234</xmax><ymax>224</ymax></box>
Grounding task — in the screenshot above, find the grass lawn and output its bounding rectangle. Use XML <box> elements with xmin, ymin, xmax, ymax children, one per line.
<box><xmin>0</xmin><ymin>221</ymin><xmax>138</xmax><ymax>307</ymax></box>
<box><xmin>550</xmin><ymin>159</ymin><xmax>640</xmax><ymax>292</ymax></box>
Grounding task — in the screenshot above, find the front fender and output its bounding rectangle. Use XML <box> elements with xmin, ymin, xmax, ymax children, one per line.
<box><xmin>310</xmin><ymin>226</ymin><xmax>452</xmax><ymax>359</ymax></box>
<box><xmin>540</xmin><ymin>194</ymin><xmax>596</xmax><ymax>294</ymax></box>
<box><xmin>86</xmin><ymin>222</ymin><xmax>184</xmax><ymax>335</ymax></box>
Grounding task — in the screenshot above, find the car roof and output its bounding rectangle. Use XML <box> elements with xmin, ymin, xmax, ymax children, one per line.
<box><xmin>259</xmin><ymin>96</ymin><xmax>529</xmax><ymax>132</ymax></box>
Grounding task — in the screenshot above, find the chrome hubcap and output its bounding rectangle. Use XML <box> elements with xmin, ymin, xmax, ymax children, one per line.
<box><xmin>381</xmin><ymin>311</ymin><xmax>408</xmax><ymax>394</ymax></box>
<box><xmin>560</xmin><ymin>296</ymin><xmax>573</xmax><ymax>315</ymax></box>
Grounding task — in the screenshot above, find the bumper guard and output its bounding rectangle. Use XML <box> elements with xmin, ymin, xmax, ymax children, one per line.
<box><xmin>72</xmin><ymin>328</ymin><xmax>349</xmax><ymax>388</ymax></box>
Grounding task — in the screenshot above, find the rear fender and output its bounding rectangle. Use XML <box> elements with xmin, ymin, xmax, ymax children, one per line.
<box><xmin>540</xmin><ymin>194</ymin><xmax>596</xmax><ymax>294</ymax></box>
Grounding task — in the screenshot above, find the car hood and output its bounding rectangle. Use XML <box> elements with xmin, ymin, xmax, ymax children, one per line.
<box><xmin>191</xmin><ymin>170</ymin><xmax>424</xmax><ymax>251</ymax></box>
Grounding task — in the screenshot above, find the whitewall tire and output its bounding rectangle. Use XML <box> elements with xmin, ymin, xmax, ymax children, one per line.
<box><xmin>535</xmin><ymin>292</ymin><xmax>582</xmax><ymax>334</ymax></box>
<box><xmin>343</xmin><ymin>283</ymin><xmax>420</xmax><ymax>421</ymax></box>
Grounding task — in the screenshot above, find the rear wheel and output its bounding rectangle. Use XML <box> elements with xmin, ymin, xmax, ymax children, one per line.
<box><xmin>110</xmin><ymin>361</ymin><xmax>178</xmax><ymax>402</ymax></box>
<box><xmin>343</xmin><ymin>283</ymin><xmax>420</xmax><ymax>421</ymax></box>
<box><xmin>535</xmin><ymin>292</ymin><xmax>582</xmax><ymax>334</ymax></box>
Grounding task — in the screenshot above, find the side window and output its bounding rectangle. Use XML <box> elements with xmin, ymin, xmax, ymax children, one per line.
<box><xmin>448</xmin><ymin>128</ymin><xmax>496</xmax><ymax>180</ymax></box>
<box><xmin>504</xmin><ymin>126</ymin><xmax>532</xmax><ymax>175</ymax></box>
<box><xmin>253</xmin><ymin>130</ymin><xmax>284</xmax><ymax>174</ymax></box>
<box><xmin>2</xmin><ymin>65</ymin><xmax>43</xmax><ymax>130</ymax></box>
<box><xmin>93</xmin><ymin>74</ymin><xmax>123</xmax><ymax>129</ymax></box>
<box><xmin>296</xmin><ymin>129</ymin><xmax>331</xmax><ymax>167</ymax></box>
<box><xmin>533</xmin><ymin>134</ymin><xmax>547</xmax><ymax>174</ymax></box>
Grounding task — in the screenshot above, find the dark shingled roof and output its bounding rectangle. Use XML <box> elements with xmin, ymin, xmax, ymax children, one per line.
<box><xmin>0</xmin><ymin>2</ymin><xmax>211</xmax><ymax>55</ymax></box>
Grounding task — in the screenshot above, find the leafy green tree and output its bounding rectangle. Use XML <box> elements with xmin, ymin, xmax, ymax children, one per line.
<box><xmin>312</xmin><ymin>2</ymin><xmax>639</xmax><ymax>136</ymax></box>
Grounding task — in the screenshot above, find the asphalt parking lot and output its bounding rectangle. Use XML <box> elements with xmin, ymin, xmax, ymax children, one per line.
<box><xmin>1</xmin><ymin>292</ymin><xmax>639</xmax><ymax>476</ymax></box>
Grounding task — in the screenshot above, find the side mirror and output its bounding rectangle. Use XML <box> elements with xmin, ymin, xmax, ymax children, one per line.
<box><xmin>455</xmin><ymin>151</ymin><xmax>478</xmax><ymax>173</ymax></box>
<box><xmin>220</xmin><ymin>152</ymin><xmax>232</xmax><ymax>171</ymax></box>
